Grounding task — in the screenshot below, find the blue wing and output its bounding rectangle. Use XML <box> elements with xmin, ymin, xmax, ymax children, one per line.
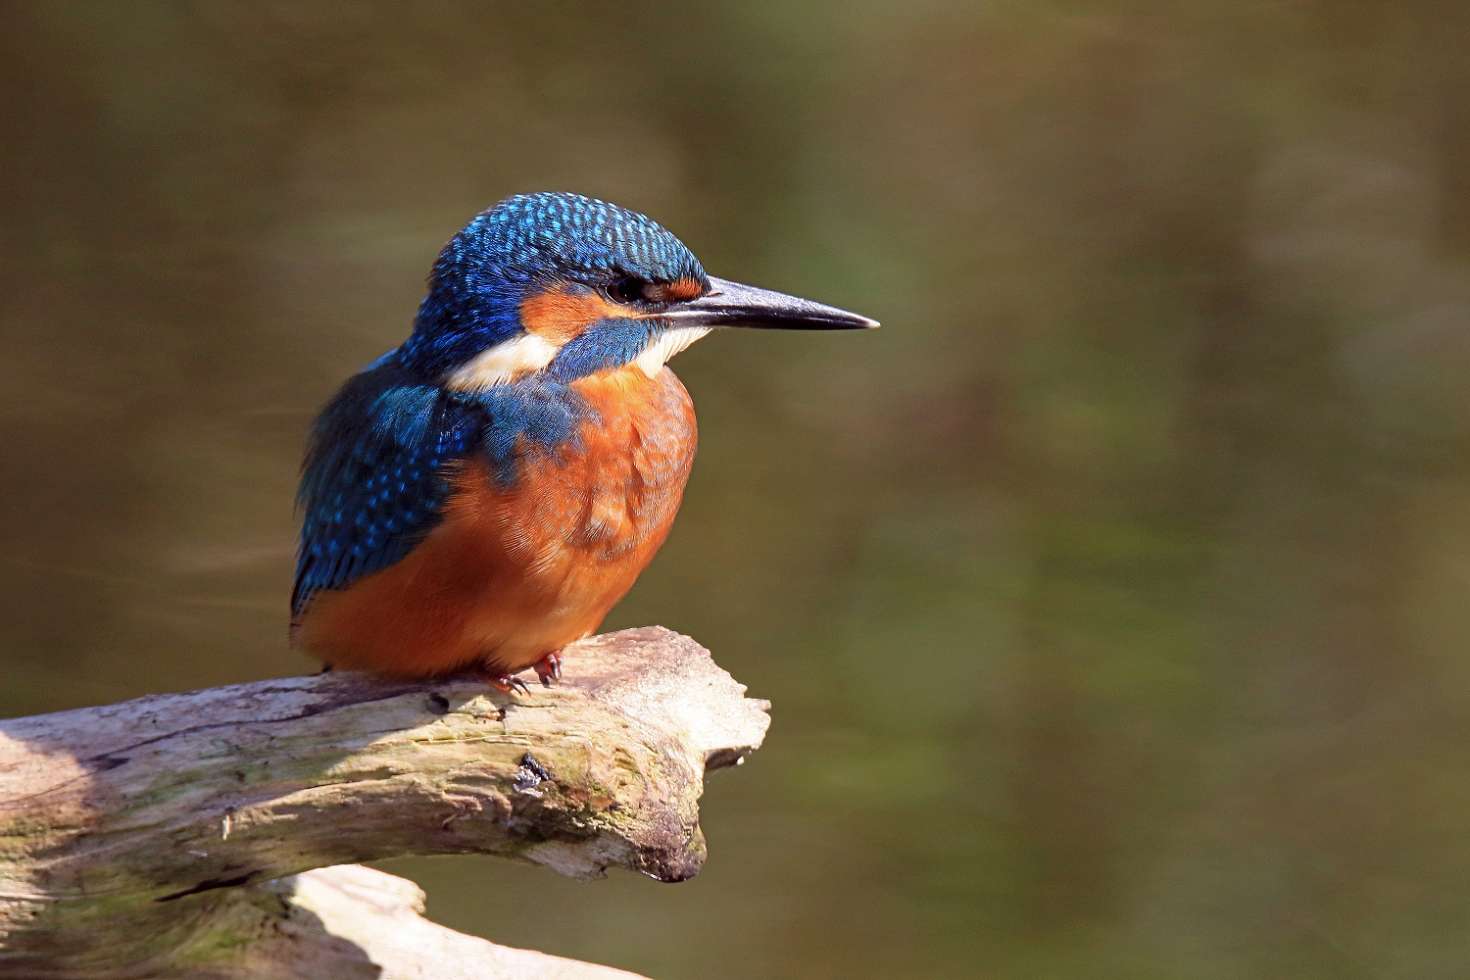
<box><xmin>291</xmin><ymin>352</ymin><xmax>481</xmax><ymax>619</ymax></box>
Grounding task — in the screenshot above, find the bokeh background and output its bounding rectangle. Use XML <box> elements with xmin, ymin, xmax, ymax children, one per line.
<box><xmin>4</xmin><ymin>3</ymin><xmax>1470</xmax><ymax>977</ymax></box>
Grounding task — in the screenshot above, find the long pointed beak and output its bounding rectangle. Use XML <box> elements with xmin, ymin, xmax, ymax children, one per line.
<box><xmin>661</xmin><ymin>276</ymin><xmax>879</xmax><ymax>331</ymax></box>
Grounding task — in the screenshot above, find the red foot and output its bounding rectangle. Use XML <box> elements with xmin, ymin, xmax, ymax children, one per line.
<box><xmin>485</xmin><ymin>673</ymin><xmax>530</xmax><ymax>696</ymax></box>
<box><xmin>533</xmin><ymin>652</ymin><xmax>563</xmax><ymax>687</ymax></box>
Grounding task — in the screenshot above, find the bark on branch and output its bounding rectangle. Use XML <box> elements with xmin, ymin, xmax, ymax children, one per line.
<box><xmin>0</xmin><ymin>627</ymin><xmax>769</xmax><ymax>978</ymax></box>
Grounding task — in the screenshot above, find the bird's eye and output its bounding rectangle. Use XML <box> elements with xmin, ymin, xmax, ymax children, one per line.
<box><xmin>607</xmin><ymin>276</ymin><xmax>652</xmax><ymax>305</ymax></box>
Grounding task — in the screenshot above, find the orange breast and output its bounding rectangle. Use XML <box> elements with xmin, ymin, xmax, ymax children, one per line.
<box><xmin>294</xmin><ymin>366</ymin><xmax>697</xmax><ymax>678</ymax></box>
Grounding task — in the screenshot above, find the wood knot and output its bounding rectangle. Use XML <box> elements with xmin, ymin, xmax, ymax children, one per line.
<box><xmin>514</xmin><ymin>752</ymin><xmax>553</xmax><ymax>794</ymax></box>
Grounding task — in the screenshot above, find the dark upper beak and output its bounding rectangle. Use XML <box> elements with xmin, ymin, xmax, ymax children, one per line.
<box><xmin>662</xmin><ymin>276</ymin><xmax>879</xmax><ymax>331</ymax></box>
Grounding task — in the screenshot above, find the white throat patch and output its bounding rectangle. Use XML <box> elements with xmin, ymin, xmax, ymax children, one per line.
<box><xmin>445</xmin><ymin>333</ymin><xmax>560</xmax><ymax>390</ymax></box>
<box><xmin>636</xmin><ymin>326</ymin><xmax>711</xmax><ymax>377</ymax></box>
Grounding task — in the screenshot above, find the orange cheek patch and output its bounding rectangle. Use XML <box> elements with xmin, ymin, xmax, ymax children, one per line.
<box><xmin>655</xmin><ymin>277</ymin><xmax>705</xmax><ymax>302</ymax></box>
<box><xmin>520</xmin><ymin>285</ymin><xmax>622</xmax><ymax>343</ymax></box>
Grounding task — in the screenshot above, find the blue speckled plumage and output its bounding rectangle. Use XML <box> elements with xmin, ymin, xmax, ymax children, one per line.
<box><xmin>400</xmin><ymin>192</ymin><xmax>705</xmax><ymax>377</ymax></box>
<box><xmin>294</xmin><ymin>354</ymin><xmax>471</xmax><ymax>618</ymax></box>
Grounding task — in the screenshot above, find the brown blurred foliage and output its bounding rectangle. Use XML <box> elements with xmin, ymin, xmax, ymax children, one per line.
<box><xmin>3</xmin><ymin>3</ymin><xmax>1469</xmax><ymax>977</ymax></box>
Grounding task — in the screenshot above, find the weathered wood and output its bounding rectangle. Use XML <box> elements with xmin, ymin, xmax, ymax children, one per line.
<box><xmin>0</xmin><ymin>627</ymin><xmax>769</xmax><ymax>978</ymax></box>
<box><xmin>158</xmin><ymin>865</ymin><xmax>645</xmax><ymax>980</ymax></box>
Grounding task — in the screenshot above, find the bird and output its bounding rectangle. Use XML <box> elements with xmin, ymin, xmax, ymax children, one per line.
<box><xmin>291</xmin><ymin>192</ymin><xmax>876</xmax><ymax>692</ymax></box>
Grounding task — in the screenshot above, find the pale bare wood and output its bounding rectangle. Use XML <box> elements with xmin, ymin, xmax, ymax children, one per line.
<box><xmin>0</xmin><ymin>627</ymin><xmax>769</xmax><ymax>978</ymax></box>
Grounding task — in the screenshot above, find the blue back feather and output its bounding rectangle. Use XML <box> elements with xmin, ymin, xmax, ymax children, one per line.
<box><xmin>293</xmin><ymin>352</ymin><xmax>590</xmax><ymax>618</ymax></box>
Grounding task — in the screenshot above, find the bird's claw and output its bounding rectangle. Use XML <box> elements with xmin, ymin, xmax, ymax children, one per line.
<box><xmin>488</xmin><ymin>673</ymin><xmax>531</xmax><ymax>696</ymax></box>
<box><xmin>533</xmin><ymin>652</ymin><xmax>563</xmax><ymax>687</ymax></box>
<box><xmin>472</xmin><ymin>653</ymin><xmax>561</xmax><ymax>695</ymax></box>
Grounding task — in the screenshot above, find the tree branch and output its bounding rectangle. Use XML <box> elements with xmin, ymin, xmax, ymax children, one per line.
<box><xmin>0</xmin><ymin>627</ymin><xmax>769</xmax><ymax>978</ymax></box>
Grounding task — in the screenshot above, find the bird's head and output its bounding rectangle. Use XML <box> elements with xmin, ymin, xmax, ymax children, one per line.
<box><xmin>398</xmin><ymin>192</ymin><xmax>876</xmax><ymax>388</ymax></box>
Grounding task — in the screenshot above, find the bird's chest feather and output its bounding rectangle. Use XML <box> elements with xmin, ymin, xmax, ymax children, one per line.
<box><xmin>449</xmin><ymin>366</ymin><xmax>697</xmax><ymax>578</ymax></box>
<box><xmin>293</xmin><ymin>367</ymin><xmax>697</xmax><ymax>676</ymax></box>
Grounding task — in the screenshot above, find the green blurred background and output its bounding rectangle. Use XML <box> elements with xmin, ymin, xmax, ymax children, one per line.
<box><xmin>4</xmin><ymin>2</ymin><xmax>1470</xmax><ymax>977</ymax></box>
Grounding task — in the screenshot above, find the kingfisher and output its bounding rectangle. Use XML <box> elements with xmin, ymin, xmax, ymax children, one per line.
<box><xmin>292</xmin><ymin>192</ymin><xmax>876</xmax><ymax>692</ymax></box>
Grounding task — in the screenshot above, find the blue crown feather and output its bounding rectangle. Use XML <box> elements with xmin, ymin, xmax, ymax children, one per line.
<box><xmin>400</xmin><ymin>192</ymin><xmax>706</xmax><ymax>377</ymax></box>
